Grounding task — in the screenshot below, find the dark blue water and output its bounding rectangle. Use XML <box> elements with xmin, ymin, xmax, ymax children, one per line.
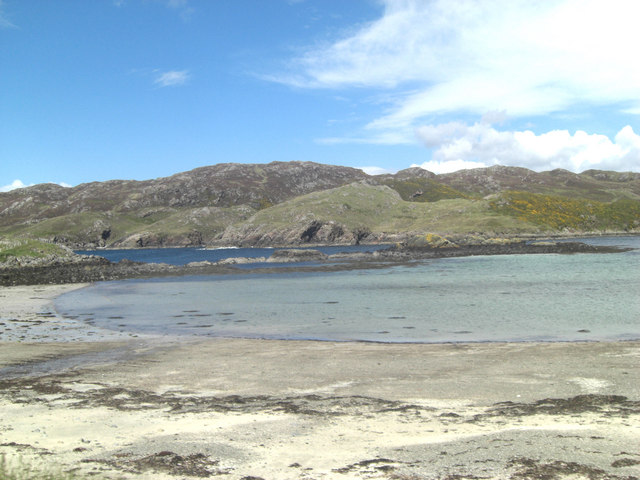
<box><xmin>76</xmin><ymin>244</ymin><xmax>390</xmax><ymax>266</ymax></box>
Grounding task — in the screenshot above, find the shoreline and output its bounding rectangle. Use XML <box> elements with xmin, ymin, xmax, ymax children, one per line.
<box><xmin>0</xmin><ymin>283</ymin><xmax>138</xmax><ymax>344</ymax></box>
<box><xmin>71</xmin><ymin>230</ymin><xmax>640</xmax><ymax>251</ymax></box>
<box><xmin>1</xmin><ymin>284</ymin><xmax>639</xmax><ymax>479</ymax></box>
<box><xmin>1</xmin><ymin>238</ymin><xmax>631</xmax><ymax>287</ymax></box>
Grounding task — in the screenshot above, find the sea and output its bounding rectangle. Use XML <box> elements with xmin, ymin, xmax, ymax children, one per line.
<box><xmin>58</xmin><ymin>236</ymin><xmax>640</xmax><ymax>344</ymax></box>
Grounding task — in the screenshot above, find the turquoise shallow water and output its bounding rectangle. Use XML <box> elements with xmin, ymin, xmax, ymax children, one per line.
<box><xmin>56</xmin><ymin>236</ymin><xmax>640</xmax><ymax>343</ymax></box>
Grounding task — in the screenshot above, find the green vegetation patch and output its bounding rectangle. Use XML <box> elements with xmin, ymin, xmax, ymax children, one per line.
<box><xmin>0</xmin><ymin>239</ymin><xmax>70</xmax><ymax>263</ymax></box>
<box><xmin>243</xmin><ymin>183</ymin><xmax>540</xmax><ymax>235</ymax></box>
<box><xmin>249</xmin><ymin>182</ymin><xmax>403</xmax><ymax>230</ymax></box>
<box><xmin>0</xmin><ymin>454</ymin><xmax>85</xmax><ymax>480</ymax></box>
<box><xmin>489</xmin><ymin>191</ymin><xmax>640</xmax><ymax>231</ymax></box>
<box><xmin>380</xmin><ymin>178</ymin><xmax>468</xmax><ymax>202</ymax></box>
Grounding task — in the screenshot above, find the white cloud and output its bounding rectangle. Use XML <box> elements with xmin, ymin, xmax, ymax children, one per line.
<box><xmin>154</xmin><ymin>70</ymin><xmax>190</xmax><ymax>87</ymax></box>
<box><xmin>412</xmin><ymin>123</ymin><xmax>640</xmax><ymax>173</ymax></box>
<box><xmin>276</xmin><ymin>0</ymin><xmax>640</xmax><ymax>131</ymax></box>
<box><xmin>1</xmin><ymin>180</ymin><xmax>31</xmax><ymax>192</ymax></box>
<box><xmin>411</xmin><ymin>160</ymin><xmax>490</xmax><ymax>175</ymax></box>
<box><xmin>358</xmin><ymin>166</ymin><xmax>394</xmax><ymax>176</ymax></box>
<box><xmin>1</xmin><ymin>180</ymin><xmax>72</xmax><ymax>193</ymax></box>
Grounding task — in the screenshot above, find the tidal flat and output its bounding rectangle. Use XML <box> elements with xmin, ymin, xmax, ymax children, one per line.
<box><xmin>1</xmin><ymin>284</ymin><xmax>639</xmax><ymax>479</ymax></box>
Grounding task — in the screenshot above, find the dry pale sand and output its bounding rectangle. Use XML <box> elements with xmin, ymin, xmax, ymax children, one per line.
<box><xmin>0</xmin><ymin>284</ymin><xmax>639</xmax><ymax>480</ymax></box>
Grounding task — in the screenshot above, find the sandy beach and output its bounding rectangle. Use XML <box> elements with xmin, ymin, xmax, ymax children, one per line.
<box><xmin>1</xmin><ymin>284</ymin><xmax>639</xmax><ymax>479</ymax></box>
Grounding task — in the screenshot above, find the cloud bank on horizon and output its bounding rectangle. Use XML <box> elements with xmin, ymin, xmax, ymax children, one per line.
<box><xmin>274</xmin><ymin>0</ymin><xmax>640</xmax><ymax>174</ymax></box>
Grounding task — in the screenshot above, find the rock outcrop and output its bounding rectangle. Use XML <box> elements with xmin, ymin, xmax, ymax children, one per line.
<box><xmin>266</xmin><ymin>249</ymin><xmax>328</xmax><ymax>262</ymax></box>
<box><xmin>219</xmin><ymin>220</ymin><xmax>372</xmax><ymax>247</ymax></box>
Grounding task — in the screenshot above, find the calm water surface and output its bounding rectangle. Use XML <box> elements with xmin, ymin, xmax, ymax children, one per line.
<box><xmin>76</xmin><ymin>244</ymin><xmax>388</xmax><ymax>266</ymax></box>
<box><xmin>59</xmin><ymin>236</ymin><xmax>640</xmax><ymax>343</ymax></box>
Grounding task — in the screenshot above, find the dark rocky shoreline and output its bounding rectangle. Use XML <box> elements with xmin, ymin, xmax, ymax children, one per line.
<box><xmin>0</xmin><ymin>240</ymin><xmax>628</xmax><ymax>286</ymax></box>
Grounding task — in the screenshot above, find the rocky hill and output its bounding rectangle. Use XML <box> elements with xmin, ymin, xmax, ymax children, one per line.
<box><xmin>437</xmin><ymin>166</ymin><xmax>640</xmax><ymax>201</ymax></box>
<box><xmin>1</xmin><ymin>162</ymin><xmax>639</xmax><ymax>248</ymax></box>
<box><xmin>0</xmin><ymin>161</ymin><xmax>367</xmax><ymax>224</ymax></box>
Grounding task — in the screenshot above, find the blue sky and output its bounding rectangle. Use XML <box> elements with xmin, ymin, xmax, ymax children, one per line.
<box><xmin>2</xmin><ymin>0</ymin><xmax>639</xmax><ymax>192</ymax></box>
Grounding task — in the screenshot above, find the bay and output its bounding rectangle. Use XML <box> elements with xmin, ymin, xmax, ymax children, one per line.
<box><xmin>59</xmin><ymin>236</ymin><xmax>640</xmax><ymax>343</ymax></box>
<box><xmin>75</xmin><ymin>244</ymin><xmax>389</xmax><ymax>266</ymax></box>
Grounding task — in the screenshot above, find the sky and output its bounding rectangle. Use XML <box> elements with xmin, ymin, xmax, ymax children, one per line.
<box><xmin>1</xmin><ymin>0</ymin><xmax>639</xmax><ymax>192</ymax></box>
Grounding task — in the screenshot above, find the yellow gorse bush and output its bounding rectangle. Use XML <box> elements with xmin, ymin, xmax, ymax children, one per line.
<box><xmin>489</xmin><ymin>191</ymin><xmax>640</xmax><ymax>231</ymax></box>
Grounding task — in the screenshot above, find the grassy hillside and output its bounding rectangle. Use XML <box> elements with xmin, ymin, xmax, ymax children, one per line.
<box><xmin>0</xmin><ymin>205</ymin><xmax>256</xmax><ymax>248</ymax></box>
<box><xmin>230</xmin><ymin>182</ymin><xmax>540</xmax><ymax>238</ymax></box>
<box><xmin>376</xmin><ymin>178</ymin><xmax>468</xmax><ymax>202</ymax></box>
<box><xmin>0</xmin><ymin>211</ymin><xmax>169</xmax><ymax>246</ymax></box>
<box><xmin>112</xmin><ymin>205</ymin><xmax>255</xmax><ymax>246</ymax></box>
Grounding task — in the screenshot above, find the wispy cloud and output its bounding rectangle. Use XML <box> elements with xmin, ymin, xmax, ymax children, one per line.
<box><xmin>273</xmin><ymin>0</ymin><xmax>640</xmax><ymax>137</ymax></box>
<box><xmin>0</xmin><ymin>0</ymin><xmax>17</xmax><ymax>29</ymax></box>
<box><xmin>317</xmin><ymin>130</ymin><xmax>415</xmax><ymax>146</ymax></box>
<box><xmin>412</xmin><ymin>123</ymin><xmax>640</xmax><ymax>174</ymax></box>
<box><xmin>113</xmin><ymin>0</ymin><xmax>194</xmax><ymax>21</ymax></box>
<box><xmin>164</xmin><ymin>0</ymin><xmax>194</xmax><ymax>21</ymax></box>
<box><xmin>154</xmin><ymin>70</ymin><xmax>190</xmax><ymax>87</ymax></box>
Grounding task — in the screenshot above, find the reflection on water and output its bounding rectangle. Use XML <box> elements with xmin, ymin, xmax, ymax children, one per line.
<box><xmin>58</xmin><ymin>236</ymin><xmax>640</xmax><ymax>343</ymax></box>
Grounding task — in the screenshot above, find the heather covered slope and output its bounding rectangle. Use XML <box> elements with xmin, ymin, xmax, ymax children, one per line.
<box><xmin>0</xmin><ymin>161</ymin><xmax>367</xmax><ymax>226</ymax></box>
<box><xmin>1</xmin><ymin>162</ymin><xmax>639</xmax><ymax>247</ymax></box>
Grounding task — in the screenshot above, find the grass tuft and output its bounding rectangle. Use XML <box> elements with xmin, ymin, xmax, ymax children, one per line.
<box><xmin>0</xmin><ymin>454</ymin><xmax>87</xmax><ymax>480</ymax></box>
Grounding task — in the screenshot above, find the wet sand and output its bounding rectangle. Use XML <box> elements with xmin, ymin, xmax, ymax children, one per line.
<box><xmin>1</xmin><ymin>284</ymin><xmax>639</xmax><ymax>479</ymax></box>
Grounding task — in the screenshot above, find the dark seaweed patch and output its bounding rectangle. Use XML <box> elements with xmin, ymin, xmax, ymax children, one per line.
<box><xmin>89</xmin><ymin>451</ymin><xmax>229</xmax><ymax>477</ymax></box>
<box><xmin>480</xmin><ymin>394</ymin><xmax>640</xmax><ymax>419</ymax></box>
<box><xmin>509</xmin><ymin>457</ymin><xmax>637</xmax><ymax>480</ymax></box>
